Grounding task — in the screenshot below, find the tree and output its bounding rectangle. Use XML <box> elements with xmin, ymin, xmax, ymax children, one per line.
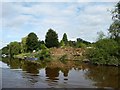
<box><xmin>26</xmin><ymin>32</ymin><xmax>38</xmax><ymax>52</ymax></box>
<box><xmin>21</xmin><ymin>36</ymin><xmax>27</xmax><ymax>53</ymax></box>
<box><xmin>112</xmin><ymin>1</ymin><xmax>120</xmax><ymax>20</ymax></box>
<box><xmin>62</xmin><ymin>33</ymin><xmax>68</xmax><ymax>45</ymax></box>
<box><xmin>9</xmin><ymin>41</ymin><xmax>21</xmax><ymax>57</ymax></box>
<box><xmin>45</xmin><ymin>29</ymin><xmax>59</xmax><ymax>48</ymax></box>
<box><xmin>108</xmin><ymin>1</ymin><xmax>120</xmax><ymax>41</ymax></box>
<box><xmin>86</xmin><ymin>1</ymin><xmax>120</xmax><ymax>66</ymax></box>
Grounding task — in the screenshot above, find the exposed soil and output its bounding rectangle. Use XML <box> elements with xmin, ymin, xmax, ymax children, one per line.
<box><xmin>50</xmin><ymin>47</ymin><xmax>86</xmax><ymax>60</ymax></box>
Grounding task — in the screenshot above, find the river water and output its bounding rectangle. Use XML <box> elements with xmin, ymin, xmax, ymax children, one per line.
<box><xmin>0</xmin><ymin>58</ymin><xmax>119</xmax><ymax>89</ymax></box>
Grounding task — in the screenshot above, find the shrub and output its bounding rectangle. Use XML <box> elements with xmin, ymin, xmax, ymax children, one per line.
<box><xmin>39</xmin><ymin>49</ymin><xmax>51</xmax><ymax>60</ymax></box>
<box><xmin>86</xmin><ymin>39</ymin><xmax>119</xmax><ymax>66</ymax></box>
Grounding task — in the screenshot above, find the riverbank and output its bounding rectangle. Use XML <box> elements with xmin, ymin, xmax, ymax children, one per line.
<box><xmin>14</xmin><ymin>47</ymin><xmax>87</xmax><ymax>61</ymax></box>
<box><xmin>13</xmin><ymin>47</ymin><xmax>119</xmax><ymax>67</ymax></box>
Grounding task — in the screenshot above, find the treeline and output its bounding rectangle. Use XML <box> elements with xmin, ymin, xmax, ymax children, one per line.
<box><xmin>1</xmin><ymin>28</ymin><xmax>91</xmax><ymax>57</ymax></box>
<box><xmin>1</xmin><ymin>1</ymin><xmax>120</xmax><ymax>66</ymax></box>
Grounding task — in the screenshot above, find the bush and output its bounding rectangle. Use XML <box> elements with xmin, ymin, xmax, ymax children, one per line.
<box><xmin>40</xmin><ymin>44</ymin><xmax>47</xmax><ymax>50</ymax></box>
<box><xmin>76</xmin><ymin>42</ymin><xmax>86</xmax><ymax>48</ymax></box>
<box><xmin>38</xmin><ymin>49</ymin><xmax>51</xmax><ymax>60</ymax></box>
<box><xmin>86</xmin><ymin>39</ymin><xmax>119</xmax><ymax>66</ymax></box>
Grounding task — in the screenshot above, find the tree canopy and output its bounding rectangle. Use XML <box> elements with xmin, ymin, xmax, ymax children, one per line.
<box><xmin>109</xmin><ymin>1</ymin><xmax>120</xmax><ymax>41</ymax></box>
<box><xmin>26</xmin><ymin>32</ymin><xmax>38</xmax><ymax>52</ymax></box>
<box><xmin>9</xmin><ymin>41</ymin><xmax>21</xmax><ymax>57</ymax></box>
<box><xmin>45</xmin><ymin>28</ymin><xmax>59</xmax><ymax>48</ymax></box>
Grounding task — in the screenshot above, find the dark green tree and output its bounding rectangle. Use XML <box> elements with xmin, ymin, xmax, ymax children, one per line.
<box><xmin>9</xmin><ymin>41</ymin><xmax>21</xmax><ymax>57</ymax></box>
<box><xmin>45</xmin><ymin>29</ymin><xmax>59</xmax><ymax>48</ymax></box>
<box><xmin>26</xmin><ymin>32</ymin><xmax>38</xmax><ymax>52</ymax></box>
<box><xmin>62</xmin><ymin>33</ymin><xmax>68</xmax><ymax>45</ymax></box>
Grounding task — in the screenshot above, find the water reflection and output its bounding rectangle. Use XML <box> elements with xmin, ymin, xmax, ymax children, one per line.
<box><xmin>1</xmin><ymin>58</ymin><xmax>120</xmax><ymax>88</ymax></box>
<box><xmin>45</xmin><ymin>67</ymin><xmax>60</xmax><ymax>82</ymax></box>
<box><xmin>21</xmin><ymin>60</ymin><xmax>39</xmax><ymax>75</ymax></box>
<box><xmin>22</xmin><ymin>72</ymin><xmax>39</xmax><ymax>85</ymax></box>
<box><xmin>2</xmin><ymin>58</ymin><xmax>21</xmax><ymax>69</ymax></box>
<box><xmin>84</xmin><ymin>65</ymin><xmax>119</xmax><ymax>88</ymax></box>
<box><xmin>61</xmin><ymin>68</ymin><xmax>69</xmax><ymax>77</ymax></box>
<box><xmin>2</xmin><ymin>58</ymin><xmax>40</xmax><ymax>75</ymax></box>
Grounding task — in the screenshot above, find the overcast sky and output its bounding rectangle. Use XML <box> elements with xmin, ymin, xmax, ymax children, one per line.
<box><xmin>1</xmin><ymin>0</ymin><xmax>118</xmax><ymax>49</ymax></box>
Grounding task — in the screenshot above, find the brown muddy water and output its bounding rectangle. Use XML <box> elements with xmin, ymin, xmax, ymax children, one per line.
<box><xmin>0</xmin><ymin>58</ymin><xmax>119</xmax><ymax>89</ymax></box>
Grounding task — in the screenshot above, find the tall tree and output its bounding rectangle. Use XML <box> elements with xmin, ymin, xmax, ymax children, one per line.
<box><xmin>45</xmin><ymin>28</ymin><xmax>59</xmax><ymax>48</ymax></box>
<box><xmin>9</xmin><ymin>41</ymin><xmax>21</xmax><ymax>57</ymax></box>
<box><xmin>62</xmin><ymin>33</ymin><xmax>68</xmax><ymax>45</ymax></box>
<box><xmin>26</xmin><ymin>32</ymin><xmax>38</xmax><ymax>52</ymax></box>
<box><xmin>109</xmin><ymin>1</ymin><xmax>120</xmax><ymax>41</ymax></box>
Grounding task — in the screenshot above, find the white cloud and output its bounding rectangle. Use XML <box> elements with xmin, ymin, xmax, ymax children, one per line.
<box><xmin>1</xmin><ymin>0</ymin><xmax>119</xmax><ymax>2</ymax></box>
<box><xmin>1</xmin><ymin>2</ymin><xmax>117</xmax><ymax>48</ymax></box>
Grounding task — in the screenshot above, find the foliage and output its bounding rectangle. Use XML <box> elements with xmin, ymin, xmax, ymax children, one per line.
<box><xmin>26</xmin><ymin>32</ymin><xmax>38</xmax><ymax>52</ymax></box>
<box><xmin>40</xmin><ymin>44</ymin><xmax>47</xmax><ymax>50</ymax></box>
<box><xmin>60</xmin><ymin>40</ymin><xmax>65</xmax><ymax>47</ymax></box>
<box><xmin>38</xmin><ymin>49</ymin><xmax>51</xmax><ymax>61</ymax></box>
<box><xmin>108</xmin><ymin>20</ymin><xmax>120</xmax><ymax>40</ymax></box>
<box><xmin>109</xmin><ymin>1</ymin><xmax>120</xmax><ymax>41</ymax></box>
<box><xmin>112</xmin><ymin>1</ymin><xmax>120</xmax><ymax>20</ymax></box>
<box><xmin>76</xmin><ymin>42</ymin><xmax>86</xmax><ymax>48</ymax></box>
<box><xmin>62</xmin><ymin>33</ymin><xmax>68</xmax><ymax>45</ymax></box>
<box><xmin>77</xmin><ymin>38</ymin><xmax>91</xmax><ymax>45</ymax></box>
<box><xmin>86</xmin><ymin>1</ymin><xmax>120</xmax><ymax>66</ymax></box>
<box><xmin>76</xmin><ymin>38</ymin><xmax>87</xmax><ymax>48</ymax></box>
<box><xmin>36</xmin><ymin>40</ymin><xmax>45</xmax><ymax>51</ymax></box>
<box><xmin>1</xmin><ymin>45</ymin><xmax>9</xmax><ymax>55</ymax></box>
<box><xmin>21</xmin><ymin>36</ymin><xmax>27</xmax><ymax>53</ymax></box>
<box><xmin>68</xmin><ymin>40</ymin><xmax>76</xmax><ymax>47</ymax></box>
<box><xmin>45</xmin><ymin>28</ymin><xmax>59</xmax><ymax>48</ymax></box>
<box><xmin>9</xmin><ymin>41</ymin><xmax>21</xmax><ymax>57</ymax></box>
<box><xmin>67</xmin><ymin>38</ymin><xmax>90</xmax><ymax>48</ymax></box>
<box><xmin>86</xmin><ymin>39</ymin><xmax>119</xmax><ymax>65</ymax></box>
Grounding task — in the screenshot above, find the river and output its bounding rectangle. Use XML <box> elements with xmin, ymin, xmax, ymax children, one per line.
<box><xmin>0</xmin><ymin>58</ymin><xmax>119</xmax><ymax>89</ymax></box>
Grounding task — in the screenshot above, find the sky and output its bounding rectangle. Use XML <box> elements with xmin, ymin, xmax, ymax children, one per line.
<box><xmin>0</xmin><ymin>0</ymin><xmax>119</xmax><ymax>49</ymax></box>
